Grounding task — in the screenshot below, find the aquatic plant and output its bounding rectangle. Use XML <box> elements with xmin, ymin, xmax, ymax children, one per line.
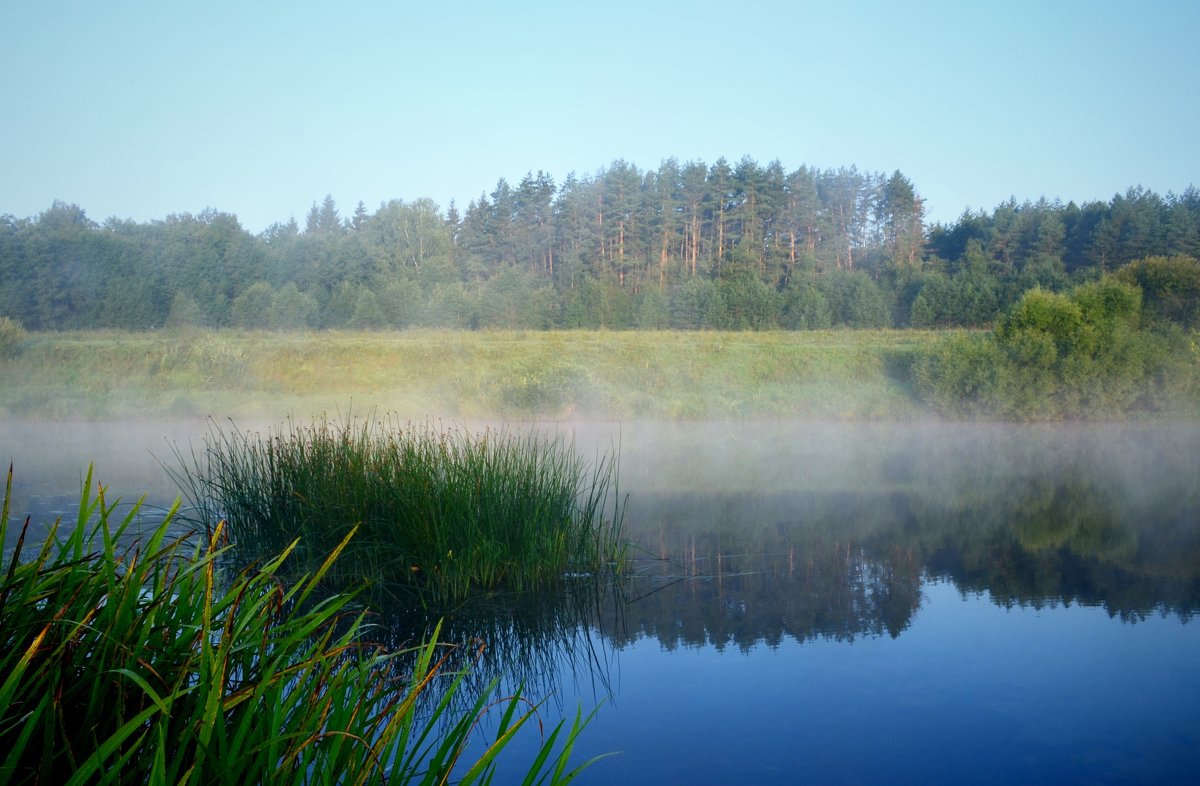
<box><xmin>0</xmin><ymin>465</ymin><xmax>601</xmax><ymax>785</ymax></box>
<box><xmin>172</xmin><ymin>415</ymin><xmax>627</xmax><ymax>602</ymax></box>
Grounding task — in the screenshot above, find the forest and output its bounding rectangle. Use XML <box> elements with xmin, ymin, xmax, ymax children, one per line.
<box><xmin>2</xmin><ymin>156</ymin><xmax>1198</xmax><ymax>333</ymax></box>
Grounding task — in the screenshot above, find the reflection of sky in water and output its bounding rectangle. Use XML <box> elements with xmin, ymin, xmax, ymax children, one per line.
<box><xmin>485</xmin><ymin>580</ymin><xmax>1200</xmax><ymax>785</ymax></box>
<box><xmin>4</xmin><ymin>418</ymin><xmax>1199</xmax><ymax>782</ymax></box>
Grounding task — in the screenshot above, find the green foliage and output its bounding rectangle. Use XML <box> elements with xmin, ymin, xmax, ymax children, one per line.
<box><xmin>0</xmin><ymin>466</ymin><xmax>602</xmax><ymax>785</ymax></box>
<box><xmin>475</xmin><ymin>267</ymin><xmax>555</xmax><ymax>329</ymax></box>
<box><xmin>0</xmin><ymin>316</ymin><xmax>28</xmax><ymax>358</ymax></box>
<box><xmin>323</xmin><ymin>281</ymin><xmax>362</xmax><ymax>328</ymax></box>
<box><xmin>908</xmin><ymin>267</ymin><xmax>1000</xmax><ymax>327</ymax></box>
<box><xmin>816</xmin><ymin>269</ymin><xmax>892</xmax><ymax>328</ymax></box>
<box><xmin>229</xmin><ymin>281</ymin><xmax>274</xmax><ymax>329</ymax></box>
<box><xmin>667</xmin><ymin>278</ymin><xmax>717</xmax><ymax>329</ymax></box>
<box><xmin>911</xmin><ymin>331</ymin><xmax>1008</xmax><ymax>416</ymax></box>
<box><xmin>172</xmin><ymin>416</ymin><xmax>627</xmax><ymax>603</ymax></box>
<box><xmin>635</xmin><ymin>288</ymin><xmax>670</xmax><ymax>329</ymax></box>
<box><xmin>997</xmin><ymin>288</ymin><xmax>1085</xmax><ymax>358</ymax></box>
<box><xmin>175</xmin><ymin>333</ymin><xmax>251</xmax><ymax>388</ymax></box>
<box><xmin>267</xmin><ymin>282</ymin><xmax>319</xmax><ymax>330</ymax></box>
<box><xmin>2</xmin><ymin>173</ymin><xmax>1198</xmax><ymax>334</ymax></box>
<box><xmin>498</xmin><ymin>360</ymin><xmax>592</xmax><ymax>414</ymax></box>
<box><xmin>349</xmin><ymin>289</ymin><xmax>387</xmax><ymax>330</ymax></box>
<box><xmin>914</xmin><ymin>277</ymin><xmax>1190</xmax><ymax>418</ymax></box>
<box><xmin>1115</xmin><ymin>254</ymin><xmax>1200</xmax><ymax>328</ymax></box>
<box><xmin>378</xmin><ymin>278</ymin><xmax>423</xmax><ymax>328</ymax></box>
<box><xmin>779</xmin><ymin>280</ymin><xmax>833</xmax><ymax>329</ymax></box>
<box><xmin>163</xmin><ymin>291</ymin><xmax>208</xmax><ymax>330</ymax></box>
<box><xmin>420</xmin><ymin>283</ymin><xmax>475</xmax><ymax>328</ymax></box>
<box><xmin>716</xmin><ymin>274</ymin><xmax>779</xmax><ymax>330</ymax></box>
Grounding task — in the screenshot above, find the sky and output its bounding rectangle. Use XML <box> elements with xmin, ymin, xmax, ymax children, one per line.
<box><xmin>3</xmin><ymin>0</ymin><xmax>1198</xmax><ymax>233</ymax></box>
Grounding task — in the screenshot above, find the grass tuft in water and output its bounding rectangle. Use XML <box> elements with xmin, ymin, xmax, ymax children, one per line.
<box><xmin>0</xmin><ymin>464</ymin><xmax>603</xmax><ymax>785</ymax></box>
<box><xmin>172</xmin><ymin>415</ymin><xmax>627</xmax><ymax>602</ymax></box>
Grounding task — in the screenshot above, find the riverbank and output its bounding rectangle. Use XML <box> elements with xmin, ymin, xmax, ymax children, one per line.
<box><xmin>0</xmin><ymin>328</ymin><xmax>941</xmax><ymax>420</ymax></box>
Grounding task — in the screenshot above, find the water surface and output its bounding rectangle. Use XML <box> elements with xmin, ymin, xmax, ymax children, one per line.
<box><xmin>3</xmin><ymin>419</ymin><xmax>1198</xmax><ymax>784</ymax></box>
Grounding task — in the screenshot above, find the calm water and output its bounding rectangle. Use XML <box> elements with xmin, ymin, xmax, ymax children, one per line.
<box><xmin>3</xmin><ymin>419</ymin><xmax>1199</xmax><ymax>784</ymax></box>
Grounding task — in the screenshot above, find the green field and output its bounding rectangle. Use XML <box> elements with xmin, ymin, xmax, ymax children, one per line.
<box><xmin>0</xmin><ymin>329</ymin><xmax>945</xmax><ymax>420</ymax></box>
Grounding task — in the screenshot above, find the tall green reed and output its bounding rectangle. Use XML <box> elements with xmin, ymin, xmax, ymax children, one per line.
<box><xmin>171</xmin><ymin>415</ymin><xmax>627</xmax><ymax>602</ymax></box>
<box><xmin>0</xmin><ymin>465</ymin><xmax>603</xmax><ymax>784</ymax></box>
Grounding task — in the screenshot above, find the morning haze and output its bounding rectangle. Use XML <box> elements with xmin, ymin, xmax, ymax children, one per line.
<box><xmin>3</xmin><ymin>1</ymin><xmax>1199</xmax><ymax>783</ymax></box>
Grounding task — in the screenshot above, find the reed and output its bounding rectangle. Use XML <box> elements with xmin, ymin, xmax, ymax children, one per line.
<box><xmin>172</xmin><ymin>415</ymin><xmax>627</xmax><ymax>602</ymax></box>
<box><xmin>0</xmin><ymin>465</ymin><xmax>601</xmax><ymax>785</ymax></box>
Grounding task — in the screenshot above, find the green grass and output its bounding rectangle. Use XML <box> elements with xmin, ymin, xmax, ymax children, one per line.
<box><xmin>0</xmin><ymin>464</ymin><xmax>602</xmax><ymax>785</ymax></box>
<box><xmin>0</xmin><ymin>328</ymin><xmax>940</xmax><ymax>420</ymax></box>
<box><xmin>170</xmin><ymin>415</ymin><xmax>628</xmax><ymax>603</ymax></box>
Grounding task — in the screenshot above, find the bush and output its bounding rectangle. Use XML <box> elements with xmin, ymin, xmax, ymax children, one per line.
<box><xmin>668</xmin><ymin>277</ymin><xmax>717</xmax><ymax>329</ymax></box>
<box><xmin>914</xmin><ymin>277</ymin><xmax>1190</xmax><ymax>419</ymax></box>
<box><xmin>780</xmin><ymin>281</ymin><xmax>832</xmax><ymax>329</ymax></box>
<box><xmin>499</xmin><ymin>360</ymin><xmax>591</xmax><ymax>414</ymax></box>
<box><xmin>1115</xmin><ymin>254</ymin><xmax>1200</xmax><ymax>328</ymax></box>
<box><xmin>267</xmin><ymin>282</ymin><xmax>319</xmax><ymax>330</ymax></box>
<box><xmin>911</xmin><ymin>331</ymin><xmax>1007</xmax><ymax>417</ymax></box>
<box><xmin>815</xmin><ymin>269</ymin><xmax>891</xmax><ymax>328</ymax></box>
<box><xmin>163</xmin><ymin>292</ymin><xmax>207</xmax><ymax>330</ymax></box>
<box><xmin>229</xmin><ymin>281</ymin><xmax>274</xmax><ymax>329</ymax></box>
<box><xmin>0</xmin><ymin>316</ymin><xmax>28</xmax><ymax>358</ymax></box>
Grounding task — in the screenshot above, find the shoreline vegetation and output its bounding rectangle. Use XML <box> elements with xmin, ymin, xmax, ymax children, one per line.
<box><xmin>169</xmin><ymin>416</ymin><xmax>628</xmax><ymax>602</ymax></box>
<box><xmin>0</xmin><ymin>465</ymin><xmax>601</xmax><ymax>784</ymax></box>
<box><xmin>0</xmin><ymin>328</ymin><xmax>941</xmax><ymax>421</ymax></box>
<box><xmin>0</xmin><ymin>323</ymin><xmax>1195</xmax><ymax>422</ymax></box>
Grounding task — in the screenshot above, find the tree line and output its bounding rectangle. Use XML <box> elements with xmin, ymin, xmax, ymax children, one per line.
<box><xmin>1</xmin><ymin>156</ymin><xmax>1197</xmax><ymax>332</ymax></box>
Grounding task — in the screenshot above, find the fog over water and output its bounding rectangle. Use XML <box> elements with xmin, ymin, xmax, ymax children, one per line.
<box><xmin>4</xmin><ymin>416</ymin><xmax>1198</xmax><ymax>783</ymax></box>
<box><xmin>5</xmin><ymin>415</ymin><xmax>1198</xmax><ymax>627</ymax></box>
<box><xmin>6</xmin><ymin>416</ymin><xmax>1196</xmax><ymax>510</ymax></box>
<box><xmin>4</xmin><ymin>416</ymin><xmax>1198</xmax><ymax>569</ymax></box>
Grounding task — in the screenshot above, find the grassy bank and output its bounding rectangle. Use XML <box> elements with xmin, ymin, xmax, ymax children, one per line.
<box><xmin>0</xmin><ymin>328</ymin><xmax>939</xmax><ymax>420</ymax></box>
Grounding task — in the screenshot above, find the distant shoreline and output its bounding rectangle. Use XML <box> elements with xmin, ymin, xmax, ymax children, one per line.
<box><xmin>1</xmin><ymin>328</ymin><xmax>946</xmax><ymax>421</ymax></box>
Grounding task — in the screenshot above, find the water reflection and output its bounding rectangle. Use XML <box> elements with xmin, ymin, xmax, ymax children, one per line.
<box><xmin>352</xmin><ymin>580</ymin><xmax>621</xmax><ymax>712</ymax></box>
<box><xmin>362</xmin><ymin>421</ymin><xmax>1199</xmax><ymax>710</ymax></box>
<box><xmin>4</xmin><ymin>418</ymin><xmax>1198</xmax><ymax>780</ymax></box>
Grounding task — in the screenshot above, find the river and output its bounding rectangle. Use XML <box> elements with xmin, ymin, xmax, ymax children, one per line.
<box><xmin>3</xmin><ymin>418</ymin><xmax>1198</xmax><ymax>784</ymax></box>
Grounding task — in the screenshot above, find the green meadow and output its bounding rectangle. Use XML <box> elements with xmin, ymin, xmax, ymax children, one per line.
<box><xmin>0</xmin><ymin>328</ymin><xmax>943</xmax><ymax>421</ymax></box>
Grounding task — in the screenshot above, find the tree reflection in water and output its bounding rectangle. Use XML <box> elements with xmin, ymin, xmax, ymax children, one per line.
<box><xmin>360</xmin><ymin>426</ymin><xmax>1198</xmax><ymax>711</ymax></box>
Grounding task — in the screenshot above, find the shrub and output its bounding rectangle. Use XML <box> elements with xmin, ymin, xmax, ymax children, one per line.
<box><xmin>780</xmin><ymin>281</ymin><xmax>832</xmax><ymax>329</ymax></box>
<box><xmin>0</xmin><ymin>316</ymin><xmax>27</xmax><ymax>359</ymax></box>
<box><xmin>1115</xmin><ymin>254</ymin><xmax>1200</xmax><ymax>328</ymax></box>
<box><xmin>911</xmin><ymin>331</ymin><xmax>1007</xmax><ymax>417</ymax></box>
<box><xmin>499</xmin><ymin>360</ymin><xmax>590</xmax><ymax>414</ymax></box>
<box><xmin>229</xmin><ymin>281</ymin><xmax>275</xmax><ymax>329</ymax></box>
<box><xmin>163</xmin><ymin>292</ymin><xmax>207</xmax><ymax>330</ymax></box>
<box><xmin>914</xmin><ymin>277</ymin><xmax>1190</xmax><ymax>419</ymax></box>
<box><xmin>267</xmin><ymin>282</ymin><xmax>319</xmax><ymax>330</ymax></box>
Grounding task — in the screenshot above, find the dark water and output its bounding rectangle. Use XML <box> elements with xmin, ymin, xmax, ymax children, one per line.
<box><xmin>3</xmin><ymin>419</ymin><xmax>1199</xmax><ymax>784</ymax></box>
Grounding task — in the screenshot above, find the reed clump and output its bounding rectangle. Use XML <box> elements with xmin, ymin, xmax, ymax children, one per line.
<box><xmin>174</xmin><ymin>415</ymin><xmax>627</xmax><ymax>602</ymax></box>
<box><xmin>0</xmin><ymin>465</ymin><xmax>601</xmax><ymax>785</ymax></box>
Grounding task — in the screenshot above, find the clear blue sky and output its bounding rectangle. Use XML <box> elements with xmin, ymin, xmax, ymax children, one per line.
<box><xmin>3</xmin><ymin>0</ymin><xmax>1197</xmax><ymax>233</ymax></box>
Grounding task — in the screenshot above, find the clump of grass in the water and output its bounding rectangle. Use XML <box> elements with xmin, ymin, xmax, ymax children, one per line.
<box><xmin>174</xmin><ymin>415</ymin><xmax>626</xmax><ymax>601</ymax></box>
<box><xmin>0</xmin><ymin>464</ymin><xmax>602</xmax><ymax>784</ymax></box>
